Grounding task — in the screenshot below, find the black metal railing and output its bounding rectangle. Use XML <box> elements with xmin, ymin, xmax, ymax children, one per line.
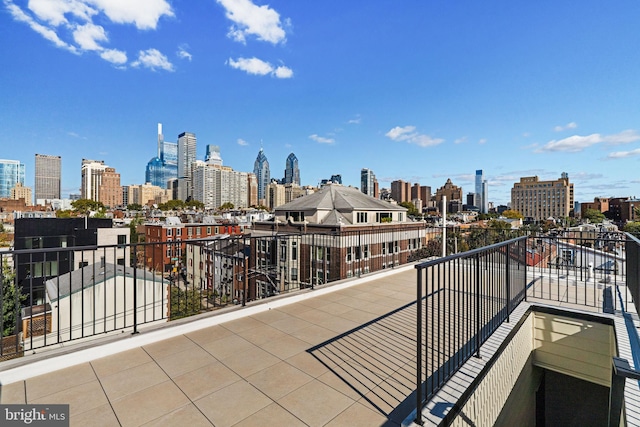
<box><xmin>414</xmin><ymin>236</ymin><xmax>528</xmax><ymax>424</ymax></box>
<box><xmin>0</xmin><ymin>226</ymin><xmax>519</xmax><ymax>360</ymax></box>
<box><xmin>527</xmin><ymin>231</ymin><xmax>627</xmax><ymax>311</ymax></box>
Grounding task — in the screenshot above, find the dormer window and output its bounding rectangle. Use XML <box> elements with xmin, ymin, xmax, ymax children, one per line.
<box><xmin>287</xmin><ymin>212</ymin><xmax>305</xmax><ymax>222</ymax></box>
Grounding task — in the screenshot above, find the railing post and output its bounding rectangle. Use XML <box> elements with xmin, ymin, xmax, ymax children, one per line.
<box><xmin>475</xmin><ymin>252</ymin><xmax>481</xmax><ymax>359</ymax></box>
<box><xmin>415</xmin><ymin>266</ymin><xmax>424</xmax><ymax>425</ymax></box>
<box><xmin>132</xmin><ymin>244</ymin><xmax>139</xmax><ymax>335</ymax></box>
<box><xmin>506</xmin><ymin>243</ymin><xmax>511</xmax><ymax>323</ymax></box>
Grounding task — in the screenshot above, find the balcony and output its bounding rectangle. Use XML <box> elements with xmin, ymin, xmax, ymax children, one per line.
<box><xmin>0</xmin><ymin>231</ymin><xmax>638</xmax><ymax>426</ymax></box>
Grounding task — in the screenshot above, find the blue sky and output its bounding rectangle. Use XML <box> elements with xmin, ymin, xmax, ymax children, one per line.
<box><xmin>2</xmin><ymin>1</ymin><xmax>640</xmax><ymax>206</ymax></box>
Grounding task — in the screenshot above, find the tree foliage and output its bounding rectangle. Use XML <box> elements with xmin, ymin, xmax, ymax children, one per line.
<box><xmin>219</xmin><ymin>202</ymin><xmax>234</xmax><ymax>211</ymax></box>
<box><xmin>169</xmin><ymin>286</ymin><xmax>202</xmax><ymax>320</ymax></box>
<box><xmin>2</xmin><ymin>259</ymin><xmax>26</xmax><ymax>337</ymax></box>
<box><xmin>71</xmin><ymin>199</ymin><xmax>105</xmax><ymax>216</ymax></box>
<box><xmin>502</xmin><ymin>210</ymin><xmax>523</xmax><ymax>219</ymax></box>
<box><xmin>624</xmin><ymin>221</ymin><xmax>640</xmax><ymax>238</ymax></box>
<box><xmin>583</xmin><ymin>208</ymin><xmax>605</xmax><ymax>224</ymax></box>
<box><xmin>399</xmin><ymin>201</ymin><xmax>420</xmax><ymax>217</ymax></box>
<box><xmin>127</xmin><ymin>203</ymin><xmax>143</xmax><ymax>211</ymax></box>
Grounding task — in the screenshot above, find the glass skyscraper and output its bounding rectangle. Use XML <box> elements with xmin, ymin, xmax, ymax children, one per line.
<box><xmin>253</xmin><ymin>148</ymin><xmax>270</xmax><ymax>202</ymax></box>
<box><xmin>145</xmin><ymin>124</ymin><xmax>178</xmax><ymax>188</ymax></box>
<box><xmin>283</xmin><ymin>153</ymin><xmax>300</xmax><ymax>185</ymax></box>
<box><xmin>0</xmin><ymin>159</ymin><xmax>25</xmax><ymax>198</ymax></box>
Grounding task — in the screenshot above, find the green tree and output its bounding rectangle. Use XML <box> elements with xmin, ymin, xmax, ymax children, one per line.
<box><xmin>56</xmin><ymin>209</ymin><xmax>73</xmax><ymax>218</ymax></box>
<box><xmin>477</xmin><ymin>213</ymin><xmax>498</xmax><ymax>221</ymax></box>
<box><xmin>583</xmin><ymin>208</ymin><xmax>605</xmax><ymax>224</ymax></box>
<box><xmin>71</xmin><ymin>199</ymin><xmax>105</xmax><ymax>216</ymax></box>
<box><xmin>169</xmin><ymin>286</ymin><xmax>202</xmax><ymax>320</ymax></box>
<box><xmin>399</xmin><ymin>201</ymin><xmax>420</xmax><ymax>217</ymax></box>
<box><xmin>624</xmin><ymin>222</ymin><xmax>640</xmax><ymax>238</ymax></box>
<box><xmin>186</xmin><ymin>200</ymin><xmax>205</xmax><ymax>210</ymax></box>
<box><xmin>488</xmin><ymin>219</ymin><xmax>512</xmax><ymax>230</ymax></box>
<box><xmin>502</xmin><ymin>210</ymin><xmax>523</xmax><ymax>219</ymax></box>
<box><xmin>127</xmin><ymin>203</ymin><xmax>143</xmax><ymax>211</ymax></box>
<box><xmin>1</xmin><ymin>259</ymin><xmax>26</xmax><ymax>337</ymax></box>
<box><xmin>219</xmin><ymin>202</ymin><xmax>234</xmax><ymax>211</ymax></box>
<box><xmin>159</xmin><ymin>200</ymin><xmax>186</xmax><ymax>211</ymax></box>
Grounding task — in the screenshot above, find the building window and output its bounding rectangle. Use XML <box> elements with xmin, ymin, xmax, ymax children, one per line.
<box><xmin>326</xmin><ymin>247</ymin><xmax>331</xmax><ymax>263</ymax></box>
<box><xmin>166</xmin><ymin>228</ymin><xmax>172</xmax><ymax>237</ymax></box>
<box><xmin>316</xmin><ymin>247</ymin><xmax>324</xmax><ymax>261</ymax></box>
<box><xmin>188</xmin><ymin>228</ymin><xmax>193</xmax><ymax>236</ymax></box>
<box><xmin>346</xmin><ymin>247</ymin><xmax>352</xmax><ymax>262</ymax></box>
<box><xmin>363</xmin><ymin>244</ymin><xmax>369</xmax><ymax>259</ymax></box>
<box><xmin>355</xmin><ymin>246</ymin><xmax>361</xmax><ymax>260</ymax></box>
<box><xmin>286</xmin><ymin>211</ymin><xmax>305</xmax><ymax>222</ymax></box>
<box><xmin>291</xmin><ymin>241</ymin><xmax>298</xmax><ymax>260</ymax></box>
<box><xmin>117</xmin><ymin>258</ymin><xmax>125</xmax><ymax>266</ymax></box>
<box><xmin>357</xmin><ymin>212</ymin><xmax>368</xmax><ymax>223</ymax></box>
<box><xmin>33</xmin><ymin>261</ymin><xmax>58</xmax><ymax>278</ymax></box>
<box><xmin>117</xmin><ymin>234</ymin><xmax>127</xmax><ymax>247</ymax></box>
<box><xmin>291</xmin><ymin>267</ymin><xmax>298</xmax><ymax>281</ymax></box>
<box><xmin>197</xmin><ymin>227</ymin><xmax>201</xmax><ymax>235</ymax></box>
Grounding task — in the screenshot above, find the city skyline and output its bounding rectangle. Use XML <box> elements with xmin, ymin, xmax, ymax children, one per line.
<box><xmin>3</xmin><ymin>1</ymin><xmax>640</xmax><ymax>205</ymax></box>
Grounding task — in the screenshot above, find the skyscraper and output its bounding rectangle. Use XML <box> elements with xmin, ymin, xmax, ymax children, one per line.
<box><xmin>146</xmin><ymin>124</ymin><xmax>178</xmax><ymax>189</ymax></box>
<box><xmin>177</xmin><ymin>131</ymin><xmax>197</xmax><ymax>200</ymax></box>
<box><xmin>35</xmin><ymin>154</ymin><xmax>61</xmax><ymax>202</ymax></box>
<box><xmin>205</xmin><ymin>145</ymin><xmax>223</xmax><ymax>167</ymax></box>
<box><xmin>253</xmin><ymin>148</ymin><xmax>270</xmax><ymax>203</ymax></box>
<box><xmin>361</xmin><ymin>168</ymin><xmax>378</xmax><ymax>197</ymax></box>
<box><xmin>283</xmin><ymin>153</ymin><xmax>300</xmax><ymax>185</ymax></box>
<box><xmin>475</xmin><ymin>170</ymin><xmax>485</xmax><ymax>213</ymax></box>
<box><xmin>0</xmin><ymin>159</ymin><xmax>25</xmax><ymax>199</ymax></box>
<box><xmin>81</xmin><ymin>159</ymin><xmax>107</xmax><ymax>201</ymax></box>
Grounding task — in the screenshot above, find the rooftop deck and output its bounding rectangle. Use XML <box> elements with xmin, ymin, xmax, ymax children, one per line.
<box><xmin>0</xmin><ymin>265</ymin><xmax>422</xmax><ymax>426</ymax></box>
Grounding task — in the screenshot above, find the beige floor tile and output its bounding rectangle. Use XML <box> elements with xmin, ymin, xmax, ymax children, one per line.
<box><xmin>220</xmin><ymin>316</ymin><xmax>264</xmax><ymax>334</ymax></box>
<box><xmin>0</xmin><ymin>381</ymin><xmax>25</xmax><ymax>404</ymax></box>
<box><xmin>143</xmin><ymin>334</ymin><xmax>199</xmax><ymax>360</ymax></box>
<box><xmin>194</xmin><ymin>380</ymin><xmax>272</xmax><ymax>426</ymax></box>
<box><xmin>31</xmin><ymin>380</ymin><xmax>108</xmax><ymax>418</ymax></box>
<box><xmin>233</xmin><ymin>402</ymin><xmax>306</xmax><ymax>427</ymax></box>
<box><xmin>337</xmin><ymin>309</ymin><xmax>377</xmax><ymax>324</ymax></box>
<box><xmin>26</xmin><ymin>363</ymin><xmax>97</xmax><ymax>401</ymax></box>
<box><xmin>249</xmin><ymin>308</ymin><xmax>292</xmax><ymax>324</ymax></box>
<box><xmin>111</xmin><ymin>381</ymin><xmax>190</xmax><ymax>427</ymax></box>
<box><xmin>246</xmin><ymin>361</ymin><xmax>313</xmax><ymax>400</ymax></box>
<box><xmin>357</xmin><ymin>376</ymin><xmax>415</xmax><ymax>423</ymax></box>
<box><xmin>200</xmin><ymin>334</ymin><xmax>257</xmax><ymax>360</ymax></box>
<box><xmin>155</xmin><ymin>346</ymin><xmax>218</xmax><ymax>378</ymax></box>
<box><xmin>325</xmin><ymin>401</ymin><xmax>389</xmax><ymax>427</ymax></box>
<box><xmin>316</xmin><ymin>302</ymin><xmax>354</xmax><ymax>316</ymax></box>
<box><xmin>100</xmin><ymin>361</ymin><xmax>169</xmax><ymax>401</ymax></box>
<box><xmin>317</xmin><ymin>370</ymin><xmax>365</xmax><ymax>401</ymax></box>
<box><xmin>315</xmin><ymin>315</ymin><xmax>362</xmax><ymax>334</ymax></box>
<box><xmin>292</xmin><ymin>308</ymin><xmax>333</xmax><ymax>324</ymax></box>
<box><xmin>277</xmin><ymin>379</ymin><xmax>355</xmax><ymax>426</ymax></box>
<box><xmin>220</xmin><ymin>347</ymin><xmax>280</xmax><ymax>378</ymax></box>
<box><xmin>70</xmin><ymin>403</ymin><xmax>120</xmax><ymax>427</ymax></box>
<box><xmin>269</xmin><ymin>316</ymin><xmax>313</xmax><ymax>334</ymax></box>
<box><xmin>285</xmin><ymin>352</ymin><xmax>330</xmax><ymax>378</ymax></box>
<box><xmin>173</xmin><ymin>361</ymin><xmax>241</xmax><ymax>401</ymax></box>
<box><xmin>260</xmin><ymin>334</ymin><xmax>310</xmax><ymax>360</ymax></box>
<box><xmin>185</xmin><ymin>325</ymin><xmax>234</xmax><ymax>346</ymax></box>
<box><xmin>290</xmin><ymin>324</ymin><xmax>337</xmax><ymax>346</ymax></box>
<box><xmin>141</xmin><ymin>403</ymin><xmax>212</xmax><ymax>427</ymax></box>
<box><xmin>91</xmin><ymin>347</ymin><xmax>153</xmax><ymax>378</ymax></box>
<box><xmin>236</xmin><ymin>324</ymin><xmax>287</xmax><ymax>346</ymax></box>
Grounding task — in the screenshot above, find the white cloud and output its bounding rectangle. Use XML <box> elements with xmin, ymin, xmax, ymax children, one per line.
<box><xmin>132</xmin><ymin>49</ymin><xmax>174</xmax><ymax>71</ymax></box>
<box><xmin>607</xmin><ymin>148</ymin><xmax>640</xmax><ymax>159</ymax></box>
<box><xmin>6</xmin><ymin>0</ymin><xmax>174</xmax><ymax>69</ymax></box>
<box><xmin>227</xmin><ymin>57</ymin><xmax>293</xmax><ymax>78</ymax></box>
<box><xmin>73</xmin><ymin>23</ymin><xmax>107</xmax><ymax>51</ymax></box>
<box><xmin>454</xmin><ymin>136</ymin><xmax>467</xmax><ymax>144</ymax></box>
<box><xmin>385</xmin><ymin>125</ymin><xmax>444</xmax><ymax>147</ymax></box>
<box><xmin>217</xmin><ymin>0</ymin><xmax>286</xmax><ymax>44</ymax></box>
<box><xmin>274</xmin><ymin>65</ymin><xmax>293</xmax><ymax>78</ymax></box>
<box><xmin>309</xmin><ymin>134</ymin><xmax>335</xmax><ymax>144</ymax></box>
<box><xmin>5</xmin><ymin>1</ymin><xmax>77</xmax><ymax>52</ymax></box>
<box><xmin>237</xmin><ymin>138</ymin><xmax>249</xmax><ymax>146</ymax></box>
<box><xmin>537</xmin><ymin>130</ymin><xmax>640</xmax><ymax>153</ymax></box>
<box><xmin>553</xmin><ymin>122</ymin><xmax>578</xmax><ymax>132</ymax></box>
<box><xmin>478</xmin><ymin>138</ymin><xmax>487</xmax><ymax>144</ymax></box>
<box><xmin>348</xmin><ymin>115</ymin><xmax>361</xmax><ymax>125</ymax></box>
<box><xmin>177</xmin><ymin>45</ymin><xmax>192</xmax><ymax>61</ymax></box>
<box><xmin>100</xmin><ymin>48</ymin><xmax>127</xmax><ymax>64</ymax></box>
<box><xmin>87</xmin><ymin>0</ymin><xmax>173</xmax><ymax>30</ymax></box>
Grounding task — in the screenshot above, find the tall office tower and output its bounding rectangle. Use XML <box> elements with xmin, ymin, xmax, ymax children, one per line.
<box><xmin>253</xmin><ymin>148</ymin><xmax>270</xmax><ymax>203</ymax></box>
<box><xmin>361</xmin><ymin>168</ymin><xmax>378</xmax><ymax>197</ymax></box>
<box><xmin>177</xmin><ymin>131</ymin><xmax>197</xmax><ymax>200</ymax></box>
<box><xmin>192</xmin><ymin>161</ymin><xmax>250</xmax><ymax>210</ymax></box>
<box><xmin>205</xmin><ymin>145</ymin><xmax>223</xmax><ymax>167</ymax></box>
<box><xmin>35</xmin><ymin>154</ymin><xmax>61</xmax><ymax>202</ymax></box>
<box><xmin>99</xmin><ymin>167</ymin><xmax>123</xmax><ymax>208</ymax></box>
<box><xmin>481</xmin><ymin>180</ymin><xmax>489</xmax><ymax>214</ymax></box>
<box><xmin>248</xmin><ymin>173</ymin><xmax>258</xmax><ymax>207</ymax></box>
<box><xmin>511</xmin><ymin>173</ymin><xmax>574</xmax><ymax>221</ymax></box>
<box><xmin>475</xmin><ymin>170</ymin><xmax>484</xmax><ymax>213</ymax></box>
<box><xmin>0</xmin><ymin>159</ymin><xmax>25</xmax><ymax>199</ymax></box>
<box><xmin>283</xmin><ymin>153</ymin><xmax>300</xmax><ymax>185</ymax></box>
<box><xmin>391</xmin><ymin>179</ymin><xmax>411</xmax><ymax>203</ymax></box>
<box><xmin>81</xmin><ymin>159</ymin><xmax>107</xmax><ymax>201</ymax></box>
<box><xmin>146</xmin><ymin>124</ymin><xmax>178</xmax><ymax>188</ymax></box>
